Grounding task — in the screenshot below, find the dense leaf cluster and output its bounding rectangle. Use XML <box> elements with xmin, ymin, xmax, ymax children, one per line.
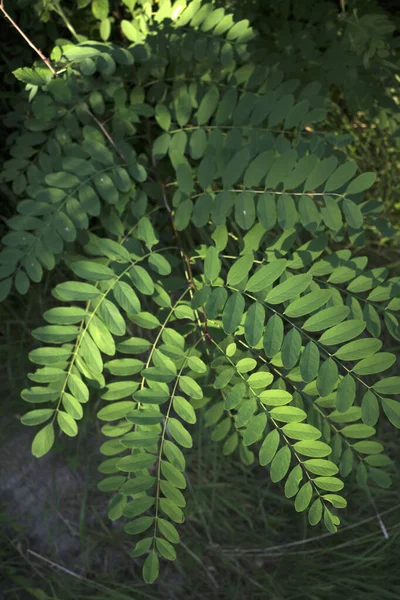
<box><xmin>0</xmin><ymin>0</ymin><xmax>399</xmax><ymax>585</ymax></box>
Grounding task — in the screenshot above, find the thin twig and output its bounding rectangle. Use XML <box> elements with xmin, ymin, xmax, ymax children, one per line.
<box><xmin>0</xmin><ymin>1</ymin><xmax>57</xmax><ymax>76</ymax></box>
<box><xmin>85</xmin><ymin>108</ymin><xmax>127</xmax><ymax>161</ymax></box>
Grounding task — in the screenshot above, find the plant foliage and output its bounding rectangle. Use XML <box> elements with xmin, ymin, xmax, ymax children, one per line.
<box><xmin>0</xmin><ymin>0</ymin><xmax>399</xmax><ymax>584</ymax></box>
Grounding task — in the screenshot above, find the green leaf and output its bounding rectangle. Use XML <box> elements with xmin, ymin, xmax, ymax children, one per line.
<box><xmin>246</xmin><ymin>260</ymin><xmax>287</xmax><ymax>293</ymax></box>
<box><xmin>29</xmin><ymin>368</ymin><xmax>64</xmax><ymax>385</ymax></box>
<box><xmin>244</xmin><ymin>302</ymin><xmax>265</xmax><ymax>347</ymax></box>
<box><xmin>227</xmin><ymin>254</ymin><xmax>254</xmax><ymax>286</ymax></box>
<box><xmin>329</xmin><ymin>406</ymin><xmax>361</xmax><ymax>423</ymax></box>
<box><xmin>158</xmin><ymin>519</ymin><xmax>180</xmax><ymax>545</ymax></box>
<box><xmin>168</xmin><ymin>418</ymin><xmax>193</xmax><ymax>448</ymax></box>
<box><xmin>225</xmin><ymin>382</ymin><xmax>246</xmax><ymax>410</ymax></box>
<box><xmin>369</xmin><ymin>468</ymin><xmax>392</xmax><ymax>489</ymax></box>
<box><xmin>104</xmin><ymin>358</ymin><xmax>144</xmax><ymax>377</ymax></box>
<box><xmin>352</xmin><ymin>353</ymin><xmax>395</xmax><ymax>376</ymax></box>
<box><xmin>29</xmin><ymin>347</ymin><xmax>71</xmax><ymax>366</ymax></box>
<box><xmin>13</xmin><ymin>66</ymin><xmax>52</xmax><ymax>85</ymax></box>
<box><xmin>361</xmin><ymin>391</ymin><xmax>379</xmax><ymax>426</ymax></box>
<box><xmin>345</xmin><ymin>172</ymin><xmax>376</xmax><ymax>195</ymax></box>
<box><xmin>213</xmin><ymin>367</ymin><xmax>235</xmax><ymax>390</ymax></box>
<box><xmin>259</xmin><ymin>429</ymin><xmax>280</xmax><ymax>466</ymax></box>
<box><xmin>149</xmin><ymin>254</ymin><xmax>171</xmax><ymax>276</ymax></box>
<box><xmin>259</xmin><ymin>390</ymin><xmax>292</xmax><ymax>407</ymax></box>
<box><xmin>222</xmin><ymin>291</ymin><xmax>245</xmax><ymax>334</ymax></box>
<box><xmin>143</xmin><ymin>551</ymin><xmax>159</xmax><ymax>584</ymax></box>
<box><xmin>98</xmin><ymin>475</ymin><xmax>126</xmax><ymax>493</ymax></box>
<box><xmin>155</xmin><ymin>104</ymin><xmax>171</xmax><ymax>132</ymax></box>
<box><xmin>31</xmin><ymin>423</ymin><xmax>55</xmax><ymax>458</ymax></box>
<box><xmin>120</xmin><ymin>431</ymin><xmax>159</xmax><ymax>449</ymax></box>
<box><xmin>342</xmin><ymin>198</ymin><xmax>363</xmax><ymax>229</ymax></box>
<box><xmin>299</xmin><ymin>341</ymin><xmax>320</xmax><ymax>383</ymax></box>
<box><xmin>205</xmin><ymin>287</ymin><xmax>228</xmax><ymax>319</ymax></box>
<box><xmin>53</xmin><ymin>281</ymin><xmax>101</xmax><ymax>301</ymax></box>
<box><xmin>130</xmin><ymin>265</ymin><xmax>154</xmax><ymax>295</ymax></box>
<box><xmin>117</xmin><ymin>337</ymin><xmax>151</xmax><ymax>355</ymax></box>
<box><xmin>248</xmin><ymin>371</ymin><xmax>273</xmax><ymax>389</ymax></box>
<box><xmin>21</xmin><ymin>386</ymin><xmax>59</xmax><ymax>404</ymax></box>
<box><xmin>156</xmin><ymin>538</ymin><xmax>177</xmax><ymax>561</ymax></box>
<box><xmin>316</xmin><ymin>359</ymin><xmax>339</xmax><ymax>398</ymax></box>
<box><xmin>121</xmin><ymin>19</ymin><xmax>140</xmax><ymax>42</ymax></box>
<box><xmin>130</xmin><ymin>536</ymin><xmax>152</xmax><ymax>557</ymax></box>
<box><xmin>323</xmin><ymin>495</ymin><xmax>347</xmax><ymax>509</ymax></box>
<box><xmin>21</xmin><ymin>409</ymin><xmax>54</xmax><ymax>427</ymax></box>
<box><xmin>293</xmin><ymin>440</ymin><xmax>332</xmax><ymax>457</ymax></box>
<box><xmin>303</xmin><ymin>306</ymin><xmax>350</xmax><ymax>332</ymax></box>
<box><xmin>187</xmin><ymin>356</ymin><xmax>207</xmax><ymax>374</ymax></box>
<box><xmin>243</xmin><ymin>413</ymin><xmax>267</xmax><ymax>446</ymax></box>
<box><xmin>284</xmin><ymin>290</ymin><xmax>332</xmax><ymax>318</ymax></box>
<box><xmin>95</xmin><ymin>299</ymin><xmax>125</xmax><ymax>337</ymax></box>
<box><xmin>265</xmin><ymin>274</ymin><xmax>312</xmax><ymax>305</ymax></box>
<box><xmin>334</xmin><ymin>338</ymin><xmax>382</xmax><ymax>361</ymax></box>
<box><xmin>257</xmin><ymin>193</ymin><xmax>276</xmax><ymax>230</ymax></box>
<box><xmin>335</xmin><ymin>374</ymin><xmax>356</xmax><ymax>413</ymax></box>
<box><xmin>324</xmin><ymin>161</ymin><xmax>357</xmax><ymax>192</ymax></box>
<box><xmin>281</xmin><ymin>329</ymin><xmax>302</xmax><ymax>369</ymax></box>
<box><xmin>117</xmin><ymin>452</ymin><xmax>157</xmax><ymax>472</ymax></box>
<box><xmin>304</xmin><ymin>459</ymin><xmax>339</xmax><ymax>476</ymax></box>
<box><xmin>304</xmin><ymin>156</ymin><xmax>338</xmax><ymax>192</ymax></box>
<box><xmin>308</xmin><ymin>498</ymin><xmax>323</xmax><ymax>525</ymax></box>
<box><xmin>57</xmin><ymin>411</ymin><xmax>78</xmax><ymax>437</ymax></box>
<box><xmin>263</xmin><ymin>315</ymin><xmax>284</xmax><ymax>358</ymax></box>
<box><xmin>314</xmin><ymin>477</ymin><xmax>344</xmax><ymax>492</ymax></box>
<box><xmin>373</xmin><ymin>377</ymin><xmax>400</xmax><ymax>396</ymax></box>
<box><xmin>269</xmin><ymin>406</ymin><xmax>307</xmax><ymax>423</ymax></box>
<box><xmin>321</xmin><ymin>197</ymin><xmax>342</xmax><ymax>231</ymax></box>
<box><xmin>173</xmin><ymin>396</ymin><xmax>196</xmax><ymax>424</ymax></box>
<box><xmin>88</xmin><ymin>315</ymin><xmax>116</xmax><ymax>356</ymax></box>
<box><xmin>63</xmin><ymin>393</ymin><xmax>84</xmax><ymax>418</ymax></box>
<box><xmin>176</xmin><ymin>162</ymin><xmax>194</xmax><ymax>195</ymax></box>
<box><xmin>196</xmin><ymin>85</ymin><xmax>219</xmax><ymax>124</ymax></box>
<box><xmin>340</xmin><ymin>424</ymin><xmax>375</xmax><ymax>439</ymax></box>
<box><xmin>124</xmin><ymin>516</ymin><xmax>154</xmax><ymax>535</ymax></box>
<box><xmin>113</xmin><ymin>281</ymin><xmax>141</xmax><ymax>314</ymax></box>
<box><xmin>179</xmin><ymin>375</ymin><xmax>203</xmax><ymax>400</ymax></box>
<box><xmin>43</xmin><ymin>306</ymin><xmax>87</xmax><ymax>325</ymax></box>
<box><xmin>142</xmin><ymin>367</ymin><xmax>175</xmax><ymax>384</ymax></box>
<box><xmin>319</xmin><ymin>320</ymin><xmax>366</xmax><ymax>346</ymax></box>
<box><xmin>123</xmin><ymin>496</ymin><xmax>155</xmax><ymax>519</ymax></box>
<box><xmin>270</xmin><ymin>445</ymin><xmax>291</xmax><ymax>482</ymax></box>
<box><xmin>352</xmin><ymin>441</ymin><xmax>384</xmax><ymax>454</ymax></box>
<box><xmin>97</xmin><ymin>401</ymin><xmax>135</xmax><ymax>421</ymax></box>
<box><xmin>222</xmin><ymin>147</ymin><xmax>250</xmax><ymax>188</ymax></box>
<box><xmin>130</xmin><ymin>312</ymin><xmax>161</xmax><ymax>330</ymax></box>
<box><xmin>45</xmin><ymin>171</ymin><xmax>79</xmax><ymax>189</ymax></box>
<box><xmin>298</xmin><ymin>195</ymin><xmax>322</xmax><ymax>231</ymax></box>
<box><xmin>159</xmin><ymin>498</ymin><xmax>184</xmax><ymax>523</ymax></box>
<box><xmin>295</xmin><ymin>482</ymin><xmax>312</xmax><ymax>512</ymax></box>
<box><xmin>134</xmin><ymin>389</ymin><xmax>169</xmax><ymax>405</ymax></box>
<box><xmin>284</xmin><ymin>465</ymin><xmax>303</xmax><ymax>498</ymax></box>
<box><xmin>236</xmin><ymin>358</ymin><xmax>257</xmax><ymax>373</ymax></box>
<box><xmin>204</xmin><ymin>246</ymin><xmax>221</xmax><ymax>283</ymax></box>
<box><xmin>282</xmin><ymin>423</ymin><xmax>321</xmax><ymax>441</ymax></box>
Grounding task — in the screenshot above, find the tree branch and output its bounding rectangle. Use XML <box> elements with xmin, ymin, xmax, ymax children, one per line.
<box><xmin>0</xmin><ymin>1</ymin><xmax>57</xmax><ymax>76</ymax></box>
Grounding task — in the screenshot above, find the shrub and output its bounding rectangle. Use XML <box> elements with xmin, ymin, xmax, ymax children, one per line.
<box><xmin>0</xmin><ymin>0</ymin><xmax>399</xmax><ymax>584</ymax></box>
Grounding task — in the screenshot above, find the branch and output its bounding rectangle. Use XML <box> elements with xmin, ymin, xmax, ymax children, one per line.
<box><xmin>0</xmin><ymin>1</ymin><xmax>57</xmax><ymax>76</ymax></box>
<box><xmin>85</xmin><ymin>108</ymin><xmax>127</xmax><ymax>162</ymax></box>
